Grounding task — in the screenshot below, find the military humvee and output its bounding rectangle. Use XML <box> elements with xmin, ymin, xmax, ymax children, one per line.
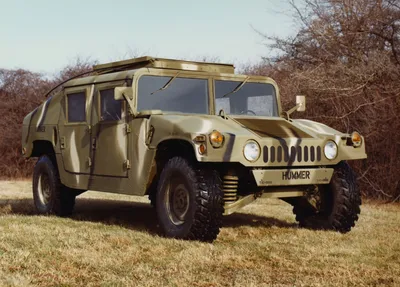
<box><xmin>22</xmin><ymin>56</ymin><xmax>366</xmax><ymax>242</ymax></box>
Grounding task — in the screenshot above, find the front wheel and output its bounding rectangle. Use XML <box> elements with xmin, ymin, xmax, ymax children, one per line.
<box><xmin>33</xmin><ymin>155</ymin><xmax>77</xmax><ymax>217</ymax></box>
<box><xmin>293</xmin><ymin>161</ymin><xmax>361</xmax><ymax>233</ymax></box>
<box><xmin>156</xmin><ymin>157</ymin><xmax>224</xmax><ymax>242</ymax></box>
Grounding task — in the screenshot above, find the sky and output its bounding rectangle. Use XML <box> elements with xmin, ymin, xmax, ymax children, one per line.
<box><xmin>0</xmin><ymin>0</ymin><xmax>295</xmax><ymax>75</ymax></box>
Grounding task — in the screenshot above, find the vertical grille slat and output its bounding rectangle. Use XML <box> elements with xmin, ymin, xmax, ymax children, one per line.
<box><xmin>270</xmin><ymin>146</ymin><xmax>275</xmax><ymax>162</ymax></box>
<box><xmin>304</xmin><ymin>146</ymin><xmax>309</xmax><ymax>162</ymax></box>
<box><xmin>310</xmin><ymin>146</ymin><xmax>315</xmax><ymax>162</ymax></box>
<box><xmin>277</xmin><ymin>146</ymin><xmax>282</xmax><ymax>162</ymax></box>
<box><xmin>297</xmin><ymin>146</ymin><xmax>302</xmax><ymax>162</ymax></box>
<box><xmin>263</xmin><ymin>146</ymin><xmax>269</xmax><ymax>162</ymax></box>
<box><xmin>290</xmin><ymin>146</ymin><xmax>296</xmax><ymax>162</ymax></box>
<box><xmin>284</xmin><ymin>146</ymin><xmax>289</xmax><ymax>162</ymax></box>
<box><xmin>262</xmin><ymin>144</ymin><xmax>321</xmax><ymax>164</ymax></box>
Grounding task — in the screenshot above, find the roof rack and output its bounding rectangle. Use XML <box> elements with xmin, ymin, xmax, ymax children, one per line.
<box><xmin>93</xmin><ymin>56</ymin><xmax>235</xmax><ymax>74</ymax></box>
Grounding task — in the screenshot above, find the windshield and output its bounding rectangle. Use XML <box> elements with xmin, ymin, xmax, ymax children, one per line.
<box><xmin>215</xmin><ymin>80</ymin><xmax>278</xmax><ymax>117</ymax></box>
<box><xmin>137</xmin><ymin>75</ymin><xmax>208</xmax><ymax>114</ymax></box>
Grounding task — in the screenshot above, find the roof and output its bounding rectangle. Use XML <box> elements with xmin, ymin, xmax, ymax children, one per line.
<box><xmin>93</xmin><ymin>56</ymin><xmax>235</xmax><ymax>74</ymax></box>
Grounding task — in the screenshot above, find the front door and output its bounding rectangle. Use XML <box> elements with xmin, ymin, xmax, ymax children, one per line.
<box><xmin>90</xmin><ymin>84</ymin><xmax>129</xmax><ymax>177</ymax></box>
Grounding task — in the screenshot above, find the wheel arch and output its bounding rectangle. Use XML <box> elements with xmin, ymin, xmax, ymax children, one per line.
<box><xmin>31</xmin><ymin>140</ymin><xmax>60</xmax><ymax>171</ymax></box>
<box><xmin>31</xmin><ymin>140</ymin><xmax>56</xmax><ymax>157</ymax></box>
<box><xmin>156</xmin><ymin>139</ymin><xmax>197</xmax><ymax>163</ymax></box>
<box><xmin>145</xmin><ymin>139</ymin><xmax>197</xmax><ymax>197</ymax></box>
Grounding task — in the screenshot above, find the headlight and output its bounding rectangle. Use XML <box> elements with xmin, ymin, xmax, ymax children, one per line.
<box><xmin>324</xmin><ymin>140</ymin><xmax>338</xmax><ymax>160</ymax></box>
<box><xmin>243</xmin><ymin>141</ymin><xmax>261</xmax><ymax>162</ymax></box>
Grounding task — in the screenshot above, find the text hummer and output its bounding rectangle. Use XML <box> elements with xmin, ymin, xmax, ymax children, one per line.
<box><xmin>22</xmin><ymin>56</ymin><xmax>366</xmax><ymax>242</ymax></box>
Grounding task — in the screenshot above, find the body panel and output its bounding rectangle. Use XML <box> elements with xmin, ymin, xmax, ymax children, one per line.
<box><xmin>252</xmin><ymin>168</ymin><xmax>334</xmax><ymax>186</ymax></box>
<box><xmin>21</xmin><ymin>56</ymin><xmax>367</xmax><ymax>202</ymax></box>
<box><xmin>147</xmin><ymin>114</ymin><xmax>367</xmax><ymax>168</ymax></box>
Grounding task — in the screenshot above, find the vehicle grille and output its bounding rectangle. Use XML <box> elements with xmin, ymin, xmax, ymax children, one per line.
<box><xmin>262</xmin><ymin>145</ymin><xmax>322</xmax><ymax>163</ymax></box>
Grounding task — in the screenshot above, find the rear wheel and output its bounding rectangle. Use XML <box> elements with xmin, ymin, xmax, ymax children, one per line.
<box><xmin>293</xmin><ymin>161</ymin><xmax>361</xmax><ymax>233</ymax></box>
<box><xmin>33</xmin><ymin>155</ymin><xmax>78</xmax><ymax>217</ymax></box>
<box><xmin>156</xmin><ymin>157</ymin><xmax>224</xmax><ymax>242</ymax></box>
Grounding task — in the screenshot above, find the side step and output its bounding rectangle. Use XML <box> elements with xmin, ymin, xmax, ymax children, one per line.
<box><xmin>223</xmin><ymin>189</ymin><xmax>305</xmax><ymax>215</ymax></box>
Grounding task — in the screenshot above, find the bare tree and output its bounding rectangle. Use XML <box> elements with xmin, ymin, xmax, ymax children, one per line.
<box><xmin>249</xmin><ymin>0</ymin><xmax>400</xmax><ymax>201</ymax></box>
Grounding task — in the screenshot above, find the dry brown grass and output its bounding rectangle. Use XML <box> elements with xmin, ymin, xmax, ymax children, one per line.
<box><xmin>0</xmin><ymin>181</ymin><xmax>399</xmax><ymax>287</ymax></box>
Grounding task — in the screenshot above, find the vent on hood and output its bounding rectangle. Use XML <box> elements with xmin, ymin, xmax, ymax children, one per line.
<box><xmin>233</xmin><ymin>118</ymin><xmax>312</xmax><ymax>139</ymax></box>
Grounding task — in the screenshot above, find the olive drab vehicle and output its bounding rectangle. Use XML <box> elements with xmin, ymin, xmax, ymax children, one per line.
<box><xmin>22</xmin><ymin>56</ymin><xmax>367</xmax><ymax>242</ymax></box>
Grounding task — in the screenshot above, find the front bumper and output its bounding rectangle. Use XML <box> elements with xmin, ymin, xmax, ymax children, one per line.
<box><xmin>252</xmin><ymin>168</ymin><xmax>334</xmax><ymax>186</ymax></box>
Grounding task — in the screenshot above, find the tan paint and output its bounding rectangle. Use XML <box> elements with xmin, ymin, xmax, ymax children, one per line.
<box><xmin>21</xmin><ymin>56</ymin><xmax>367</xmax><ymax>212</ymax></box>
<box><xmin>252</xmin><ymin>168</ymin><xmax>334</xmax><ymax>186</ymax></box>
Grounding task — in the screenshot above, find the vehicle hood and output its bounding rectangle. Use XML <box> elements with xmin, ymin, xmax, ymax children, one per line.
<box><xmin>147</xmin><ymin>113</ymin><xmax>365</xmax><ymax>167</ymax></box>
<box><xmin>148</xmin><ymin>114</ymin><xmax>345</xmax><ymax>142</ymax></box>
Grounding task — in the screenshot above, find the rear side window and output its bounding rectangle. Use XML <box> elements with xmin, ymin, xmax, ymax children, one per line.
<box><xmin>67</xmin><ymin>92</ymin><xmax>86</xmax><ymax>122</ymax></box>
<box><xmin>100</xmin><ymin>89</ymin><xmax>122</xmax><ymax>121</ymax></box>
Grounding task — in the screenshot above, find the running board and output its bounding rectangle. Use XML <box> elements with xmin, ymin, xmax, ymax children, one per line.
<box><xmin>223</xmin><ymin>189</ymin><xmax>305</xmax><ymax>215</ymax></box>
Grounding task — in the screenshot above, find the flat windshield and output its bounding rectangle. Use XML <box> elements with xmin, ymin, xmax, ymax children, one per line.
<box><xmin>137</xmin><ymin>75</ymin><xmax>208</xmax><ymax>114</ymax></box>
<box><xmin>215</xmin><ymin>80</ymin><xmax>278</xmax><ymax>117</ymax></box>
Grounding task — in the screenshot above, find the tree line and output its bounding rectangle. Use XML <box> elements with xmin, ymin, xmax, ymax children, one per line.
<box><xmin>0</xmin><ymin>0</ymin><xmax>399</xmax><ymax>201</ymax></box>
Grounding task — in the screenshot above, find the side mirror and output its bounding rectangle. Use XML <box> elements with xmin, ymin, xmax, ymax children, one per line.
<box><xmin>114</xmin><ymin>87</ymin><xmax>133</xmax><ymax>101</ymax></box>
<box><xmin>296</xmin><ymin>95</ymin><xmax>306</xmax><ymax>112</ymax></box>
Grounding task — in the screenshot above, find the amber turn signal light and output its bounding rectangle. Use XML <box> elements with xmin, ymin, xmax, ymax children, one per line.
<box><xmin>198</xmin><ymin>143</ymin><xmax>207</xmax><ymax>155</ymax></box>
<box><xmin>351</xmin><ymin>132</ymin><xmax>362</xmax><ymax>147</ymax></box>
<box><xmin>209</xmin><ymin>130</ymin><xmax>224</xmax><ymax>148</ymax></box>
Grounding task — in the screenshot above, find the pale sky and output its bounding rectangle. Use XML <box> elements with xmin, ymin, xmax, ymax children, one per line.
<box><xmin>0</xmin><ymin>0</ymin><xmax>295</xmax><ymax>75</ymax></box>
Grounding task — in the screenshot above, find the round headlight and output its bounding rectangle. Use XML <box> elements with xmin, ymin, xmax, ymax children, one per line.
<box><xmin>243</xmin><ymin>141</ymin><xmax>261</xmax><ymax>162</ymax></box>
<box><xmin>324</xmin><ymin>140</ymin><xmax>338</xmax><ymax>160</ymax></box>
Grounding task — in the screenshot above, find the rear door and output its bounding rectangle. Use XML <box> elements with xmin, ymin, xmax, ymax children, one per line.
<box><xmin>59</xmin><ymin>86</ymin><xmax>93</xmax><ymax>175</ymax></box>
<box><xmin>90</xmin><ymin>83</ymin><xmax>129</xmax><ymax>177</ymax></box>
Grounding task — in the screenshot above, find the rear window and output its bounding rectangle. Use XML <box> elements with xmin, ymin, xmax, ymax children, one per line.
<box><xmin>67</xmin><ymin>92</ymin><xmax>86</xmax><ymax>122</ymax></box>
<box><xmin>137</xmin><ymin>75</ymin><xmax>208</xmax><ymax>114</ymax></box>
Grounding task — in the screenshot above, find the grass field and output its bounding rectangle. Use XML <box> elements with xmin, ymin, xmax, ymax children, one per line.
<box><xmin>0</xmin><ymin>180</ymin><xmax>399</xmax><ymax>287</ymax></box>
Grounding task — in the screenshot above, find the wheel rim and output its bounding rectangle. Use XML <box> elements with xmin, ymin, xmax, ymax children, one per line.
<box><xmin>38</xmin><ymin>172</ymin><xmax>51</xmax><ymax>205</ymax></box>
<box><xmin>165</xmin><ymin>173</ymin><xmax>190</xmax><ymax>226</ymax></box>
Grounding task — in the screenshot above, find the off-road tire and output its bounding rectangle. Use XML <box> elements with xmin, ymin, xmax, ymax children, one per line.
<box><xmin>148</xmin><ymin>179</ymin><xmax>158</xmax><ymax>208</ymax></box>
<box><xmin>33</xmin><ymin>155</ymin><xmax>76</xmax><ymax>217</ymax></box>
<box><xmin>293</xmin><ymin>161</ymin><xmax>361</xmax><ymax>233</ymax></box>
<box><xmin>156</xmin><ymin>157</ymin><xmax>224</xmax><ymax>242</ymax></box>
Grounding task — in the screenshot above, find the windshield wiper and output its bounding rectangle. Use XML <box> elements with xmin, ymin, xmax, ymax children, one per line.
<box><xmin>222</xmin><ymin>76</ymin><xmax>250</xmax><ymax>98</ymax></box>
<box><xmin>150</xmin><ymin>72</ymin><xmax>180</xmax><ymax>95</ymax></box>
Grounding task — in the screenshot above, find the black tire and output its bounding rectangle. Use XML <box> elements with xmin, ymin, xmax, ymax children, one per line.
<box><xmin>32</xmin><ymin>155</ymin><xmax>76</xmax><ymax>217</ymax></box>
<box><xmin>148</xmin><ymin>179</ymin><xmax>158</xmax><ymax>208</ymax></box>
<box><xmin>293</xmin><ymin>161</ymin><xmax>361</xmax><ymax>233</ymax></box>
<box><xmin>156</xmin><ymin>157</ymin><xmax>224</xmax><ymax>242</ymax></box>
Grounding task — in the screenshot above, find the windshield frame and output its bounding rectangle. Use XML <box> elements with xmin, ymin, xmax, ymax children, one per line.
<box><xmin>212</xmin><ymin>75</ymin><xmax>281</xmax><ymax>117</ymax></box>
<box><xmin>131</xmin><ymin>68</ymin><xmax>281</xmax><ymax>116</ymax></box>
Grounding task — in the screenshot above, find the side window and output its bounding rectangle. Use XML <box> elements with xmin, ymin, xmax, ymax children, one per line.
<box><xmin>100</xmin><ymin>88</ymin><xmax>122</xmax><ymax>121</ymax></box>
<box><xmin>67</xmin><ymin>92</ymin><xmax>86</xmax><ymax>122</ymax></box>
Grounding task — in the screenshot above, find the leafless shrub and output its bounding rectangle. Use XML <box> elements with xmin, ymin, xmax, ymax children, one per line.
<box><xmin>0</xmin><ymin>58</ymin><xmax>96</xmax><ymax>178</ymax></box>
<box><xmin>248</xmin><ymin>0</ymin><xmax>400</xmax><ymax>201</ymax></box>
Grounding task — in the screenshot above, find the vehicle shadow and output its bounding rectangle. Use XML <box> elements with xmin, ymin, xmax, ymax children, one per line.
<box><xmin>73</xmin><ymin>198</ymin><xmax>160</xmax><ymax>234</ymax></box>
<box><xmin>224</xmin><ymin>213</ymin><xmax>297</xmax><ymax>229</ymax></box>
<box><xmin>0</xmin><ymin>198</ymin><xmax>297</xmax><ymax>233</ymax></box>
